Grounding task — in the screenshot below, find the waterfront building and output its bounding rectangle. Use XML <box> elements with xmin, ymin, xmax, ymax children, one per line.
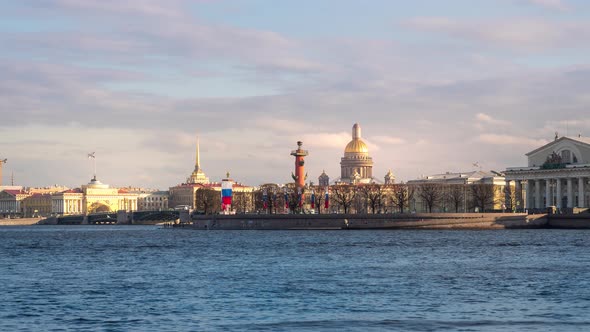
<box><xmin>407</xmin><ymin>171</ymin><xmax>508</xmax><ymax>213</ymax></box>
<box><xmin>340</xmin><ymin>123</ymin><xmax>374</xmax><ymax>184</ymax></box>
<box><xmin>50</xmin><ymin>177</ymin><xmax>139</xmax><ymax>215</ymax></box>
<box><xmin>504</xmin><ymin>135</ymin><xmax>590</xmax><ymax>211</ymax></box>
<box><xmin>22</xmin><ymin>193</ymin><xmax>52</xmax><ymax>217</ymax></box>
<box><xmin>0</xmin><ymin>185</ymin><xmax>69</xmax><ymax>217</ymax></box>
<box><xmin>136</xmin><ymin>191</ymin><xmax>169</xmax><ymax>211</ymax></box>
<box><xmin>0</xmin><ymin>189</ymin><xmax>29</xmax><ymax>217</ymax></box>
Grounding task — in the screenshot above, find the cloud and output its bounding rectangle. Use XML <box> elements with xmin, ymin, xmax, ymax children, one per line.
<box><xmin>403</xmin><ymin>17</ymin><xmax>590</xmax><ymax>51</ymax></box>
<box><xmin>477</xmin><ymin>134</ymin><xmax>548</xmax><ymax>147</ymax></box>
<box><xmin>370</xmin><ymin>136</ymin><xmax>406</xmax><ymax>145</ymax></box>
<box><xmin>526</xmin><ymin>0</ymin><xmax>569</xmax><ymax>11</ymax></box>
<box><xmin>476</xmin><ymin>113</ymin><xmax>511</xmax><ymax>126</ymax></box>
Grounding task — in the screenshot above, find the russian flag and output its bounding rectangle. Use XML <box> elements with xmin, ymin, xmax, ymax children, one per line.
<box><xmin>324</xmin><ymin>188</ymin><xmax>329</xmax><ymax>209</ymax></box>
<box><xmin>311</xmin><ymin>191</ymin><xmax>315</xmax><ymax>209</ymax></box>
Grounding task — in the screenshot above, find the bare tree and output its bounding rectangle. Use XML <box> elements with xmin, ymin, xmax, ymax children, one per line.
<box><xmin>390</xmin><ymin>183</ymin><xmax>414</xmax><ymax>213</ymax></box>
<box><xmin>310</xmin><ymin>186</ymin><xmax>326</xmax><ymax>214</ymax></box>
<box><xmin>417</xmin><ymin>183</ymin><xmax>444</xmax><ymax>213</ymax></box>
<box><xmin>503</xmin><ymin>184</ymin><xmax>516</xmax><ymax>212</ymax></box>
<box><xmin>331</xmin><ymin>184</ymin><xmax>357</xmax><ymax>214</ymax></box>
<box><xmin>195</xmin><ymin>188</ymin><xmax>220</xmax><ymax>214</ymax></box>
<box><xmin>358</xmin><ymin>184</ymin><xmax>385</xmax><ymax>214</ymax></box>
<box><xmin>470</xmin><ymin>183</ymin><xmax>498</xmax><ymax>212</ymax></box>
<box><xmin>446</xmin><ymin>184</ymin><xmax>466</xmax><ymax>213</ymax></box>
<box><xmin>232</xmin><ymin>191</ymin><xmax>252</xmax><ymax>214</ymax></box>
<box><xmin>255</xmin><ymin>184</ymin><xmax>281</xmax><ymax>214</ymax></box>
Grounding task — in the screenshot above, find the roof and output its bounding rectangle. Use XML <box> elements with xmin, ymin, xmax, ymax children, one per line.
<box><xmin>526</xmin><ymin>136</ymin><xmax>590</xmax><ymax>156</ymax></box>
<box><xmin>1</xmin><ymin>189</ymin><xmax>27</xmax><ymax>196</ymax></box>
<box><xmin>61</xmin><ymin>188</ymin><xmax>83</xmax><ymax>194</ymax></box>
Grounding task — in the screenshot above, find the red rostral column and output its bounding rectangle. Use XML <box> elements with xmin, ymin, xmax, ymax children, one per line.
<box><xmin>290</xmin><ymin>141</ymin><xmax>308</xmax><ymax>189</ymax></box>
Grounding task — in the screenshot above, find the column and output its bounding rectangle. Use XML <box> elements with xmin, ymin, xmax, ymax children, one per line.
<box><xmin>505</xmin><ymin>180</ymin><xmax>511</xmax><ymax>210</ymax></box>
<box><xmin>545</xmin><ymin>179</ymin><xmax>552</xmax><ymax>208</ymax></box>
<box><xmin>525</xmin><ymin>180</ymin><xmax>532</xmax><ymax>210</ymax></box>
<box><xmin>535</xmin><ymin>180</ymin><xmax>541</xmax><ymax>209</ymax></box>
<box><xmin>516</xmin><ymin>181</ymin><xmax>523</xmax><ymax>210</ymax></box>
<box><xmin>556</xmin><ymin>179</ymin><xmax>562</xmax><ymax>208</ymax></box>
<box><xmin>567</xmin><ymin>178</ymin><xmax>573</xmax><ymax>208</ymax></box>
<box><xmin>580</xmin><ymin>177</ymin><xmax>586</xmax><ymax>208</ymax></box>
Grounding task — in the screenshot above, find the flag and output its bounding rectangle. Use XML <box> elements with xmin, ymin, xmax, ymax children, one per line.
<box><xmin>324</xmin><ymin>188</ymin><xmax>329</xmax><ymax>209</ymax></box>
<box><xmin>221</xmin><ymin>180</ymin><xmax>233</xmax><ymax>211</ymax></box>
<box><xmin>311</xmin><ymin>190</ymin><xmax>315</xmax><ymax>209</ymax></box>
<box><xmin>284</xmin><ymin>191</ymin><xmax>289</xmax><ymax>209</ymax></box>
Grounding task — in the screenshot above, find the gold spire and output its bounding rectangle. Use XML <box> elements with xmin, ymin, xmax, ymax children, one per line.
<box><xmin>195</xmin><ymin>135</ymin><xmax>201</xmax><ymax>170</ymax></box>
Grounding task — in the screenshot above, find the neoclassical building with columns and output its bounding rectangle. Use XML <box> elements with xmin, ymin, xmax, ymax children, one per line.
<box><xmin>504</xmin><ymin>136</ymin><xmax>590</xmax><ymax>211</ymax></box>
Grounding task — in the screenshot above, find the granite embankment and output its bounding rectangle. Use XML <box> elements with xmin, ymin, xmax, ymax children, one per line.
<box><xmin>0</xmin><ymin>218</ymin><xmax>41</xmax><ymax>226</ymax></box>
<box><xmin>191</xmin><ymin>213</ymin><xmax>550</xmax><ymax>230</ymax></box>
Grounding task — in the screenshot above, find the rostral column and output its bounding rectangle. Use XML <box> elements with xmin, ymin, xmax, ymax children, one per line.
<box><xmin>290</xmin><ymin>141</ymin><xmax>308</xmax><ymax>189</ymax></box>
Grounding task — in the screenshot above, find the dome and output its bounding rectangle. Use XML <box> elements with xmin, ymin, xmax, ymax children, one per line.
<box><xmin>345</xmin><ymin>139</ymin><xmax>369</xmax><ymax>153</ymax></box>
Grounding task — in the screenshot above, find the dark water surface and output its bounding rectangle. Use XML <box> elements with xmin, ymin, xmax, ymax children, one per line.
<box><xmin>1</xmin><ymin>226</ymin><xmax>589</xmax><ymax>331</ymax></box>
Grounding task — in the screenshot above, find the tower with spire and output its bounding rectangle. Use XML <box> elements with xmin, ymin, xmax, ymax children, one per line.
<box><xmin>187</xmin><ymin>136</ymin><xmax>210</xmax><ymax>184</ymax></box>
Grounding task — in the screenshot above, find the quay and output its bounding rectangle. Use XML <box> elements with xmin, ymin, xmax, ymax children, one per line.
<box><xmin>187</xmin><ymin>213</ymin><xmax>570</xmax><ymax>230</ymax></box>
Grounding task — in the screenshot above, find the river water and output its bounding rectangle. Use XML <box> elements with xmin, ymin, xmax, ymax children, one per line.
<box><xmin>1</xmin><ymin>226</ymin><xmax>589</xmax><ymax>331</ymax></box>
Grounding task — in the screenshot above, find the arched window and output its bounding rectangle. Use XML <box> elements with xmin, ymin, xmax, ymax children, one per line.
<box><xmin>561</xmin><ymin>150</ymin><xmax>571</xmax><ymax>164</ymax></box>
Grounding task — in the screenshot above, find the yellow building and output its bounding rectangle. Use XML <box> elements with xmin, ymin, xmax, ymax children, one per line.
<box><xmin>51</xmin><ymin>177</ymin><xmax>138</xmax><ymax>215</ymax></box>
<box><xmin>22</xmin><ymin>193</ymin><xmax>53</xmax><ymax>217</ymax></box>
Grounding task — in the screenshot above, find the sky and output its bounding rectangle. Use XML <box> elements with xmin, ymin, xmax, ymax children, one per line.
<box><xmin>2</xmin><ymin>0</ymin><xmax>590</xmax><ymax>189</ymax></box>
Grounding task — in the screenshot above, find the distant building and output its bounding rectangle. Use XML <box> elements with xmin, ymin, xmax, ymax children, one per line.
<box><xmin>318</xmin><ymin>170</ymin><xmax>330</xmax><ymax>187</ymax></box>
<box><xmin>51</xmin><ymin>177</ymin><xmax>139</xmax><ymax>215</ymax></box>
<box><xmin>1</xmin><ymin>185</ymin><xmax>69</xmax><ymax>217</ymax></box>
<box><xmin>407</xmin><ymin>170</ymin><xmax>508</xmax><ymax>213</ymax></box>
<box><xmin>0</xmin><ymin>189</ymin><xmax>29</xmax><ymax>217</ymax></box>
<box><xmin>170</xmin><ymin>138</ymin><xmax>254</xmax><ymax>213</ymax></box>
<box><xmin>505</xmin><ymin>135</ymin><xmax>590</xmax><ymax>211</ymax></box>
<box><xmin>22</xmin><ymin>194</ymin><xmax>52</xmax><ymax>217</ymax></box>
<box><xmin>340</xmin><ymin>123</ymin><xmax>374</xmax><ymax>184</ymax></box>
<box><xmin>136</xmin><ymin>191</ymin><xmax>169</xmax><ymax>211</ymax></box>
<box><xmin>384</xmin><ymin>169</ymin><xmax>395</xmax><ymax>185</ymax></box>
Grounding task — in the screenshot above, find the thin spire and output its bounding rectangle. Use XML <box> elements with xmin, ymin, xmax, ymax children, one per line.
<box><xmin>195</xmin><ymin>135</ymin><xmax>201</xmax><ymax>170</ymax></box>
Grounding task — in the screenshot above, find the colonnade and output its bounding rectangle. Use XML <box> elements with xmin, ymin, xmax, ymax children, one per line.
<box><xmin>506</xmin><ymin>177</ymin><xmax>588</xmax><ymax>210</ymax></box>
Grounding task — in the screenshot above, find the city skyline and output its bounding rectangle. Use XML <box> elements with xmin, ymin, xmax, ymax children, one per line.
<box><xmin>2</xmin><ymin>0</ymin><xmax>590</xmax><ymax>188</ymax></box>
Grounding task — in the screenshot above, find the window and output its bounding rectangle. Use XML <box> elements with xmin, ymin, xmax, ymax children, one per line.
<box><xmin>573</xmin><ymin>153</ymin><xmax>578</xmax><ymax>164</ymax></box>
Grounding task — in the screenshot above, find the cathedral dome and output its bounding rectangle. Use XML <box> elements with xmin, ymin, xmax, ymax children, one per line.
<box><xmin>344</xmin><ymin>123</ymin><xmax>369</xmax><ymax>154</ymax></box>
<box><xmin>345</xmin><ymin>139</ymin><xmax>369</xmax><ymax>153</ymax></box>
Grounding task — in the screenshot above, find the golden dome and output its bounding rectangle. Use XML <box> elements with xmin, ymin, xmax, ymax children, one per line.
<box><xmin>345</xmin><ymin>139</ymin><xmax>369</xmax><ymax>153</ymax></box>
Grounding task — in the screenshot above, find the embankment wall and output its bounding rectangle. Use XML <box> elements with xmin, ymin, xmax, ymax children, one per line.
<box><xmin>191</xmin><ymin>213</ymin><xmax>547</xmax><ymax>230</ymax></box>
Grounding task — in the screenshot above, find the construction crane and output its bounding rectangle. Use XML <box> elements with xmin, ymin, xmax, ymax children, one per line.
<box><xmin>0</xmin><ymin>158</ymin><xmax>6</xmax><ymax>187</ymax></box>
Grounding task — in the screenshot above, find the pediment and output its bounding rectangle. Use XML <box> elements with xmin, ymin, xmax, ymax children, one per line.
<box><xmin>526</xmin><ymin>137</ymin><xmax>590</xmax><ymax>167</ymax></box>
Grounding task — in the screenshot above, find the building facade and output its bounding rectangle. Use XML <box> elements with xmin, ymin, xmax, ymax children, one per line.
<box><xmin>51</xmin><ymin>177</ymin><xmax>139</xmax><ymax>215</ymax></box>
<box><xmin>22</xmin><ymin>193</ymin><xmax>53</xmax><ymax>217</ymax></box>
<box><xmin>505</xmin><ymin>136</ymin><xmax>590</xmax><ymax>211</ymax></box>
<box><xmin>407</xmin><ymin>171</ymin><xmax>508</xmax><ymax>212</ymax></box>
<box><xmin>136</xmin><ymin>191</ymin><xmax>169</xmax><ymax>211</ymax></box>
<box><xmin>0</xmin><ymin>189</ymin><xmax>29</xmax><ymax>217</ymax></box>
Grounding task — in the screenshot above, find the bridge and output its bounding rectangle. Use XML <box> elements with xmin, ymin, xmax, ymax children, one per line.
<box><xmin>47</xmin><ymin>210</ymin><xmax>181</xmax><ymax>225</ymax></box>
